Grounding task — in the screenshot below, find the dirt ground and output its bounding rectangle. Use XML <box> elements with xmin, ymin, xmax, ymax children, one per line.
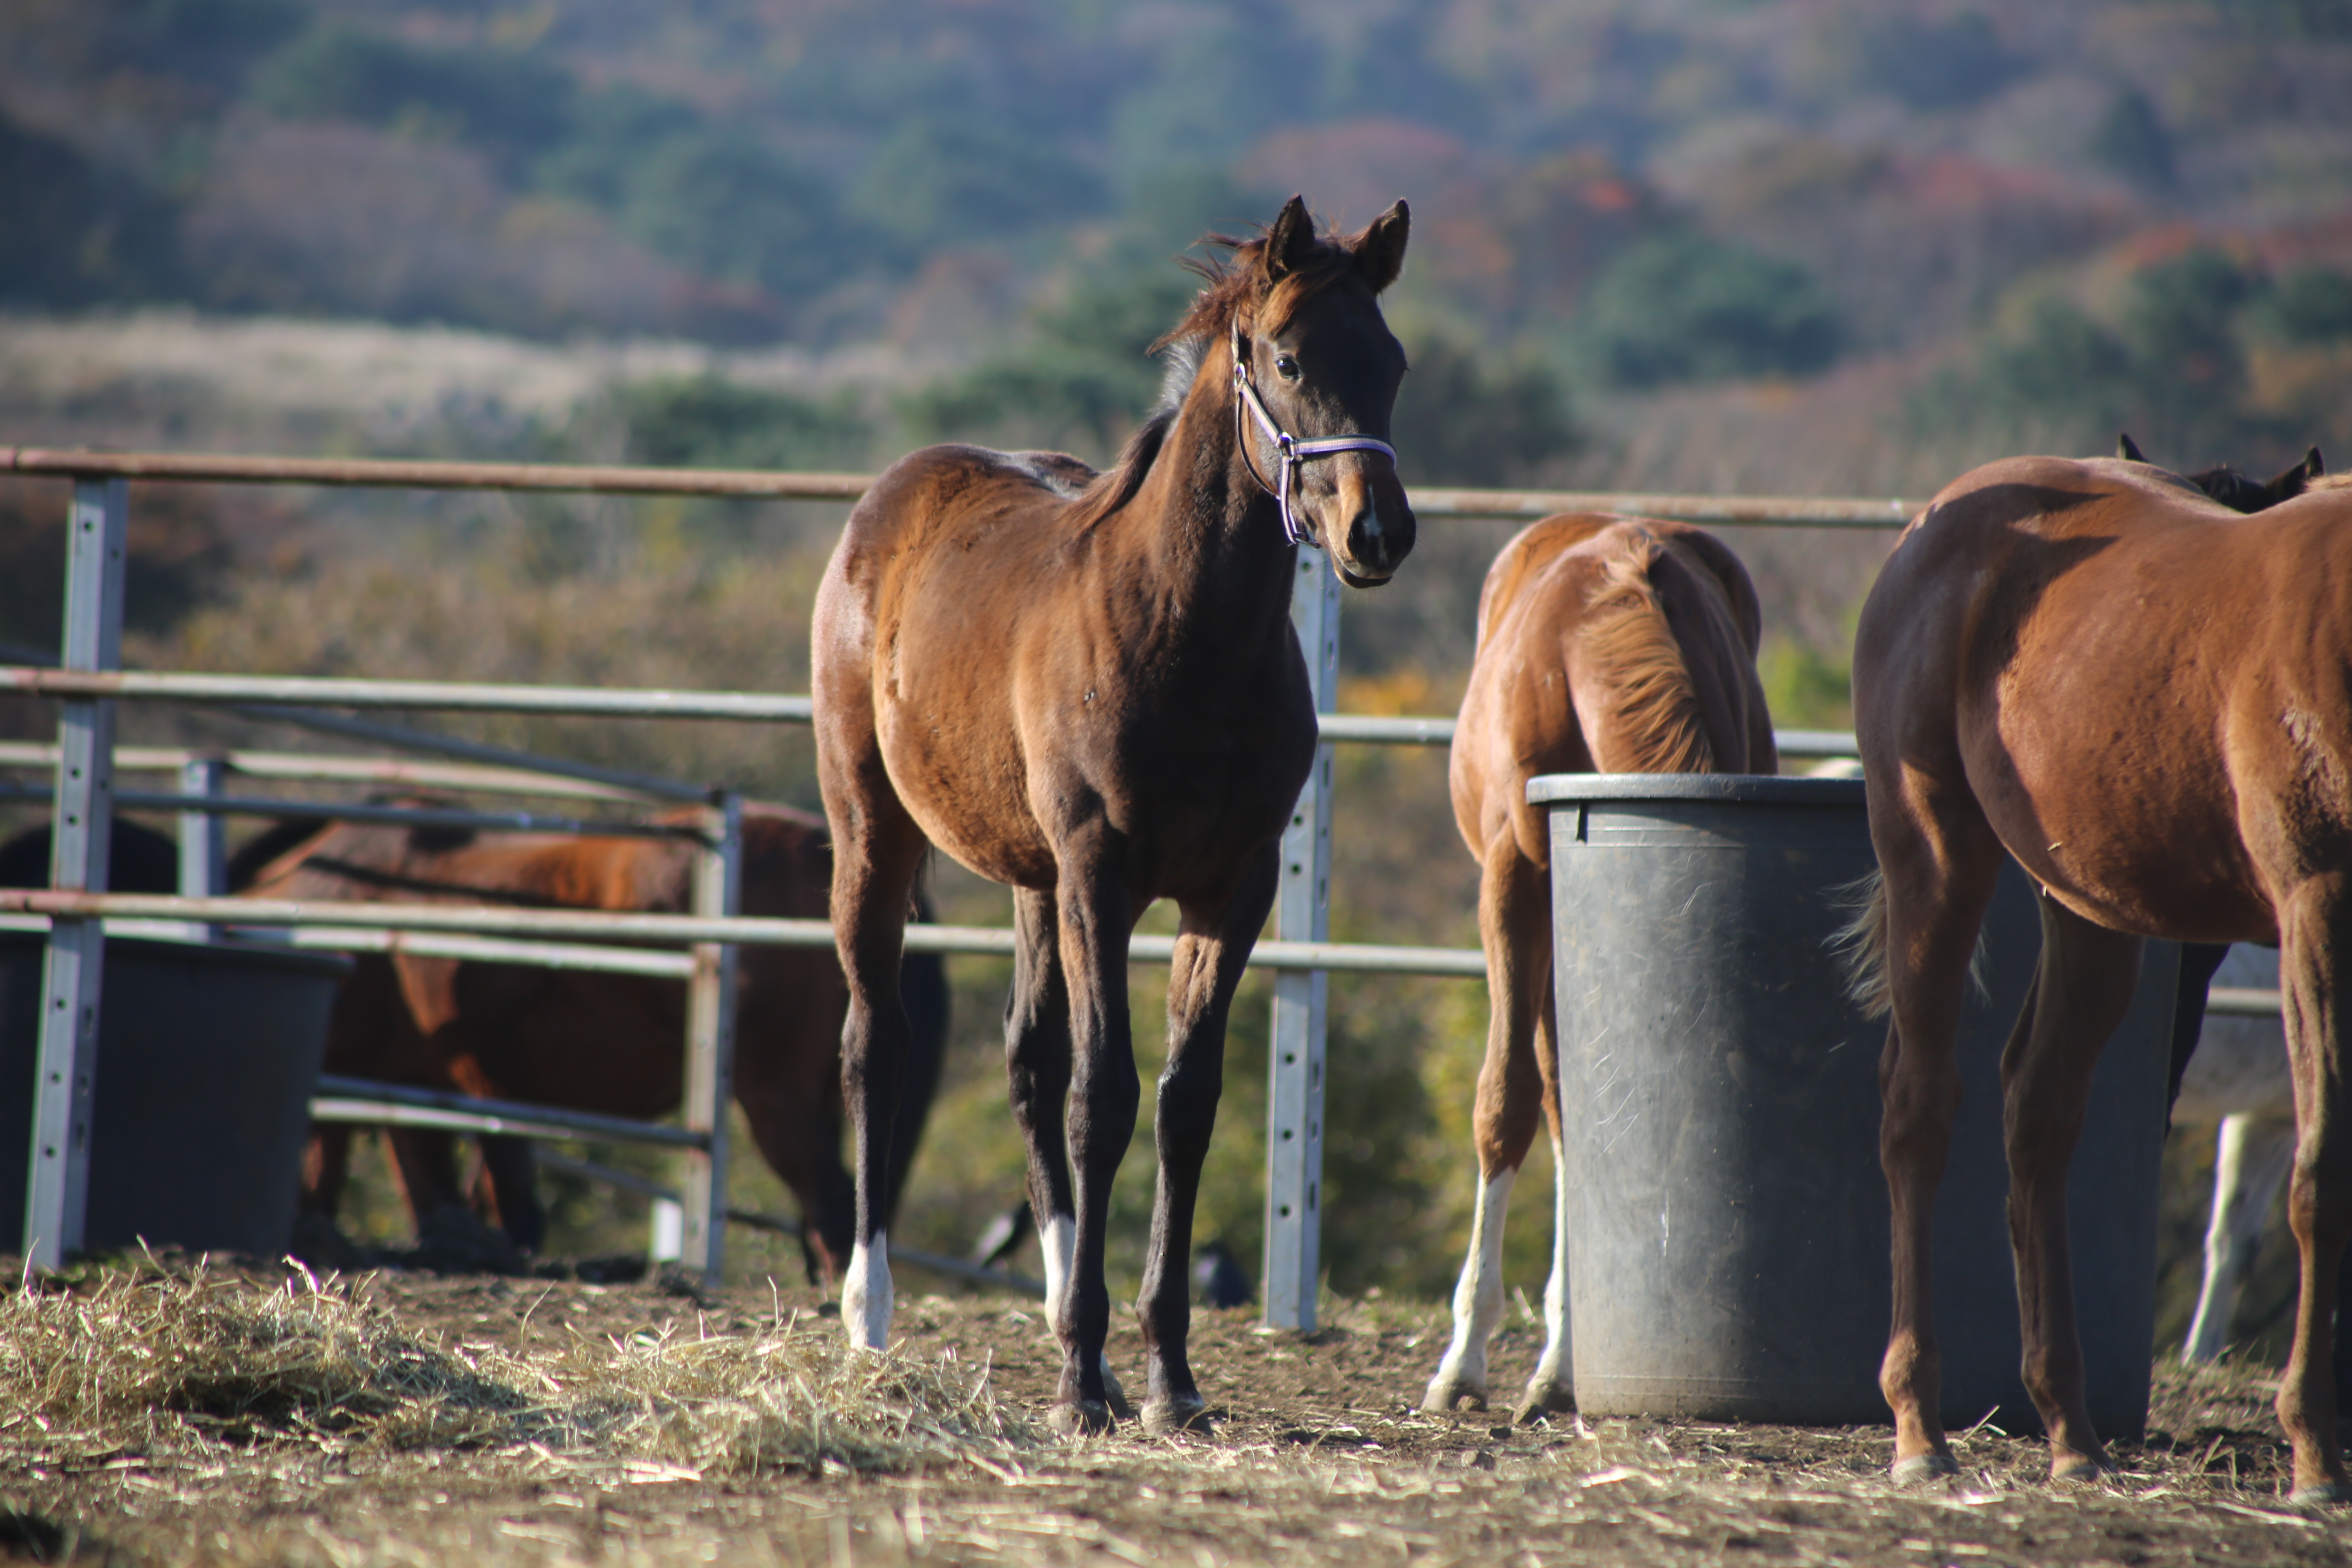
<box><xmin>5</xmin><ymin>1261</ymin><xmax>2351</xmax><ymax>1568</ymax></box>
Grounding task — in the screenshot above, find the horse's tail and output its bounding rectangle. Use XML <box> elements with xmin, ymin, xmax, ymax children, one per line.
<box><xmin>1833</xmin><ymin>868</ymin><xmax>1894</xmax><ymax>1020</ymax></box>
<box><xmin>1579</xmin><ymin>530</ymin><xmax>1756</xmax><ymax>774</ymax></box>
<box><xmin>1829</xmin><ymin>864</ymin><xmax>1991</xmax><ymax>1022</ymax></box>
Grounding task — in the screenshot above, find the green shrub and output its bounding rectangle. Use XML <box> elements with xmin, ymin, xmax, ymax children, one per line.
<box><xmin>1581</xmin><ymin>234</ymin><xmax>1843</xmax><ymax>390</ymax></box>
<box><xmin>1390</xmin><ymin>337</ymin><xmax>1579</xmax><ymax>486</ymax></box>
<box><xmin>613</xmin><ymin>376</ymin><xmax>872</xmax><ymax>473</ymax></box>
<box><xmin>251</xmin><ymin>24</ymin><xmax>574</xmax><ymax>159</ymax></box>
<box><xmin>2250</xmin><ymin>266</ymin><xmax>2352</xmax><ymax>344</ymax></box>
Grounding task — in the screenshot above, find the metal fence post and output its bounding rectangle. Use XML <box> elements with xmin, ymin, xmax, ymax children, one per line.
<box><xmin>1265</xmin><ymin>555</ymin><xmax>1338</xmax><ymax>1331</ymax></box>
<box><xmin>680</xmin><ymin>790</ymin><xmax>742</xmax><ymax>1290</ymax></box>
<box><xmin>177</xmin><ymin>756</ymin><xmax>228</xmax><ymax>940</ymax></box>
<box><xmin>26</xmin><ymin>479</ymin><xmax>127</xmax><ymax>1270</ymax></box>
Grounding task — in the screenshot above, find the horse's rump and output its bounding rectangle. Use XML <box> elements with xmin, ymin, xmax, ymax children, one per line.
<box><xmin>1452</xmin><ymin>514</ymin><xmax>1774</xmax><ymax>859</ymax></box>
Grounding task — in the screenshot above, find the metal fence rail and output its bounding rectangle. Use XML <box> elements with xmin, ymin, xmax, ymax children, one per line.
<box><xmin>0</xmin><ymin>743</ymin><xmax>656</xmax><ymax>802</ymax></box>
<box><xmin>0</xmin><ymin>666</ymin><xmax>1862</xmax><ymax>759</ymax></box>
<box><xmin>0</xmin><ymin>890</ymin><xmax>1492</xmax><ymax>978</ymax></box>
<box><xmin>4</xmin><ymin>445</ymin><xmax>1922</xmax><ymax>527</ymax></box>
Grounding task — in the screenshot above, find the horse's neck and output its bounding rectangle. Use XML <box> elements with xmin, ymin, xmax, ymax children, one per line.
<box><xmin>1118</xmin><ymin>367</ymin><xmax>1303</xmax><ymax>659</ymax></box>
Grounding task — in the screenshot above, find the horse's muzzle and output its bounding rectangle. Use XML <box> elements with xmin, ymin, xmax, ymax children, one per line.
<box><xmin>1337</xmin><ymin>495</ymin><xmax>1416</xmax><ymax>586</ymax></box>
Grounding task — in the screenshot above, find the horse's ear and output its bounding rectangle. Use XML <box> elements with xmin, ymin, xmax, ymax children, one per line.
<box><xmin>1261</xmin><ymin>196</ymin><xmax>1317</xmax><ymax>286</ymax></box>
<box><xmin>1353</xmin><ymin>200</ymin><xmax>1410</xmax><ymax>293</ymax></box>
<box><xmin>2118</xmin><ymin>432</ymin><xmax>2146</xmax><ymax>463</ymax></box>
<box><xmin>2261</xmin><ymin>446</ymin><xmax>2326</xmax><ymax>506</ymax></box>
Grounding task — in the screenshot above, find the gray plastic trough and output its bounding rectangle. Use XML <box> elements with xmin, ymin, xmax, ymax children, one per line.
<box><xmin>1532</xmin><ymin>773</ymin><xmax>2176</xmax><ymax>1434</ymax></box>
<box><xmin>2</xmin><ymin>932</ymin><xmax>349</xmax><ymax>1258</ymax></box>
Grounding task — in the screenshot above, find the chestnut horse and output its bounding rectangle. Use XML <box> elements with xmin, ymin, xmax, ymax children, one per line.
<box><xmin>812</xmin><ymin>196</ymin><xmax>1413</xmax><ymax>1434</ymax></box>
<box><xmin>1846</xmin><ymin>455</ymin><xmax>2352</xmax><ymax>1500</ymax></box>
<box><xmin>1422</xmin><ymin>514</ymin><xmax>1777</xmax><ymax>1420</ymax></box>
<box><xmin>235</xmin><ymin>802</ymin><xmax>947</xmax><ymax>1281</ymax></box>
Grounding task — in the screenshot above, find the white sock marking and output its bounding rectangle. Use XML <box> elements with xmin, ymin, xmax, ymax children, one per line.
<box><xmin>1530</xmin><ymin>1134</ymin><xmax>1573</xmax><ymax>1396</ymax></box>
<box><xmin>842</xmin><ymin>1231</ymin><xmax>894</xmax><ymax>1352</ymax></box>
<box><xmin>1040</xmin><ymin>1212</ymin><xmax>1076</xmax><ymax>1322</ymax></box>
<box><xmin>1428</xmin><ymin>1168</ymin><xmax>1515</xmax><ymax>1403</ymax></box>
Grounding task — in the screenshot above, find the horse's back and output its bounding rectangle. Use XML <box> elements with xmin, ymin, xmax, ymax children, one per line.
<box><xmin>1453</xmin><ymin>513</ymin><xmax>1774</xmax><ymax>862</ymax></box>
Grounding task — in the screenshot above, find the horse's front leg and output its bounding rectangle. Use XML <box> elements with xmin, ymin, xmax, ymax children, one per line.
<box><xmin>1138</xmin><ymin>845</ymin><xmax>1280</xmax><ymax>1434</ymax></box>
<box><xmin>2276</xmin><ymin>875</ymin><xmax>2352</xmax><ymax>1504</ymax></box>
<box><xmin>2001</xmin><ymin>895</ymin><xmax>2138</xmax><ymax>1481</ymax></box>
<box><xmin>1049</xmin><ymin>831</ymin><xmax>1140</xmax><ymax>1435</ymax></box>
<box><xmin>1005</xmin><ymin>886</ymin><xmax>1130</xmax><ymax>1419</ymax></box>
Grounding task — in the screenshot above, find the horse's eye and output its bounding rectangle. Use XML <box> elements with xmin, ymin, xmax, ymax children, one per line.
<box><xmin>1274</xmin><ymin>353</ymin><xmax>1301</xmax><ymax>381</ymax></box>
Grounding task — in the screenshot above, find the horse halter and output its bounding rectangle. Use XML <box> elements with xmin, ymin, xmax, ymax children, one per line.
<box><xmin>1231</xmin><ymin>322</ymin><xmax>1399</xmax><ymax>548</ymax></box>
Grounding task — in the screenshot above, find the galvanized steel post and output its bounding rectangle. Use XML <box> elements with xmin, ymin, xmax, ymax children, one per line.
<box><xmin>681</xmin><ymin>791</ymin><xmax>742</xmax><ymax>1290</ymax></box>
<box><xmin>1265</xmin><ymin>556</ymin><xmax>1337</xmax><ymax>1330</ymax></box>
<box><xmin>177</xmin><ymin>756</ymin><xmax>228</xmax><ymax>939</ymax></box>
<box><xmin>27</xmin><ymin>479</ymin><xmax>126</xmax><ymax>1269</ymax></box>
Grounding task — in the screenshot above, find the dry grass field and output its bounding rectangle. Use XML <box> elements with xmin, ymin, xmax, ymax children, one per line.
<box><xmin>2</xmin><ymin>1255</ymin><xmax>2346</xmax><ymax>1568</ymax></box>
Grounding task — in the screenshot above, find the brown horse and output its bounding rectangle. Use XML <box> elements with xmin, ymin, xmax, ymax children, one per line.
<box><xmin>1846</xmin><ymin>454</ymin><xmax>2352</xmax><ymax>1501</ymax></box>
<box><xmin>1421</xmin><ymin>514</ymin><xmax>1777</xmax><ymax>1419</ymax></box>
<box><xmin>234</xmin><ymin>802</ymin><xmax>947</xmax><ymax>1280</ymax></box>
<box><xmin>812</xmin><ymin>195</ymin><xmax>1413</xmax><ymax>1434</ymax></box>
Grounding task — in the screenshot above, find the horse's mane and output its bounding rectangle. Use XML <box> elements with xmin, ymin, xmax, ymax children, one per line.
<box><xmin>1579</xmin><ymin>531</ymin><xmax>1724</xmax><ymax>774</ymax></box>
<box><xmin>2312</xmin><ymin>472</ymin><xmax>2352</xmax><ymax>492</ymax></box>
<box><xmin>1061</xmin><ymin>223</ymin><xmax>1364</xmax><ymax>535</ymax></box>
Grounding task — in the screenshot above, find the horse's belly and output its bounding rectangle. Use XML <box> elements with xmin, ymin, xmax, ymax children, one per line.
<box><xmin>873</xmin><ymin>702</ymin><xmax>1056</xmax><ymax>888</ymax></box>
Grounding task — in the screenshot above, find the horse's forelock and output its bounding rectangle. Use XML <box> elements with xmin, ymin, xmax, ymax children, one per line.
<box><xmin>1156</xmin><ymin>225</ymin><xmax>1365</xmax><ymax>350</ymax></box>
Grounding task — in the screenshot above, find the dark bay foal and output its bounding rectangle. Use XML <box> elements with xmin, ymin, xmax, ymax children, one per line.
<box><xmin>812</xmin><ymin>196</ymin><xmax>1414</xmax><ymax>1434</ymax></box>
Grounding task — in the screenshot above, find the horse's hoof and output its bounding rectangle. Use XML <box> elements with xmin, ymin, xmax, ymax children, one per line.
<box><xmin>1100</xmin><ymin>1361</ymin><xmax>1135</xmax><ymax>1423</ymax></box>
<box><xmin>1049</xmin><ymin>1399</ymin><xmax>1115</xmax><ymax>1438</ymax></box>
<box><xmin>1514</xmin><ymin>1383</ymin><xmax>1575</xmax><ymax>1425</ymax></box>
<box><xmin>1891</xmin><ymin>1452</ymin><xmax>1960</xmax><ymax>1486</ymax></box>
<box><xmin>2290</xmin><ymin>1480</ymin><xmax>2352</xmax><ymax>1508</ymax></box>
<box><xmin>2049</xmin><ymin>1449</ymin><xmax>2109</xmax><ymax>1484</ymax></box>
<box><xmin>1142</xmin><ymin>1396</ymin><xmax>1212</xmax><ymax>1436</ymax></box>
<box><xmin>1420</xmin><ymin>1379</ymin><xmax>1489</xmax><ymax>1414</ymax></box>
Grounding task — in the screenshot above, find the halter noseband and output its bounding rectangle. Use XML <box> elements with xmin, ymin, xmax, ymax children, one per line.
<box><xmin>1231</xmin><ymin>322</ymin><xmax>1399</xmax><ymax>548</ymax></box>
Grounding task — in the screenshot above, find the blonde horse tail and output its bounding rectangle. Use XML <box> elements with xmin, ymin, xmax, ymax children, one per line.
<box><xmin>1833</xmin><ymin>868</ymin><xmax>1894</xmax><ymax>1020</ymax></box>
<box><xmin>1829</xmin><ymin>863</ymin><xmax>1990</xmax><ymax>1023</ymax></box>
<box><xmin>1581</xmin><ymin>534</ymin><xmax>1723</xmax><ymax>775</ymax></box>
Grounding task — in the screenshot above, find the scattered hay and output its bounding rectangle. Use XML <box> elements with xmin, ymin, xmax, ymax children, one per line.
<box><xmin>0</xmin><ymin>1260</ymin><xmax>1030</xmax><ymax>1480</ymax></box>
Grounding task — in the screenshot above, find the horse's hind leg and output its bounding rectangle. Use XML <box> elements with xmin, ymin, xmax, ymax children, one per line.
<box><xmin>816</xmin><ymin>715</ymin><xmax>929</xmax><ymax>1352</ymax></box>
<box><xmin>2182</xmin><ymin>1114</ymin><xmax>2295</xmax><ymax>1363</ymax></box>
<box><xmin>2273</xmin><ymin>876</ymin><xmax>2352</xmax><ymax>1503</ymax></box>
<box><xmin>1425</xmin><ymin>832</ymin><xmax>1552</xmax><ymax>1414</ymax></box>
<box><xmin>1872</xmin><ymin>784</ymin><xmax>2001</xmax><ymax>1483</ymax></box>
<box><xmin>2000</xmin><ymin>894</ymin><xmax>2141</xmax><ymax>1480</ymax></box>
<box><xmin>476</xmin><ymin>1134</ymin><xmax>545</xmax><ymax>1254</ymax></box>
<box><xmin>1005</xmin><ymin>886</ymin><xmax>1128</xmax><ymax>1418</ymax></box>
<box><xmin>1522</xmin><ymin>954</ymin><xmax>1574</xmax><ymax>1420</ymax></box>
<box><xmin>1136</xmin><ymin>845</ymin><xmax>1280</xmax><ymax>1434</ymax></box>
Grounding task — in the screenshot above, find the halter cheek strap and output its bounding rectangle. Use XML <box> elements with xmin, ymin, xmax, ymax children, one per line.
<box><xmin>1231</xmin><ymin>323</ymin><xmax>1399</xmax><ymax>548</ymax></box>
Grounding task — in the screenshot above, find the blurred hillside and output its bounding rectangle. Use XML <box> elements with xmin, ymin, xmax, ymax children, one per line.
<box><xmin>5</xmin><ymin>0</ymin><xmax>2351</xmax><ymax>1320</ymax></box>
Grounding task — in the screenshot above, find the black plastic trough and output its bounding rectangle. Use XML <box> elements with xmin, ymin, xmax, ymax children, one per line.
<box><xmin>1533</xmin><ymin>773</ymin><xmax>2176</xmax><ymax>1435</ymax></box>
<box><xmin>2</xmin><ymin>932</ymin><xmax>348</xmax><ymax>1258</ymax></box>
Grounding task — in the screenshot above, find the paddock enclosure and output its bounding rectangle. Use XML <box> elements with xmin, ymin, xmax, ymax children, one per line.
<box><xmin>0</xmin><ymin>444</ymin><xmax>1937</xmax><ymax>1304</ymax></box>
<box><xmin>0</xmin><ymin>446</ymin><xmax>2329</xmax><ymax>1563</ymax></box>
